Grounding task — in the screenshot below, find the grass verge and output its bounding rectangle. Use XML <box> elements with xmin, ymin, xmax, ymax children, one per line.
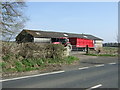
<box><xmin>1</xmin><ymin>56</ymin><xmax>79</xmax><ymax>73</ymax></box>
<box><xmin>84</xmin><ymin>53</ymin><xmax>118</xmax><ymax>57</ymax></box>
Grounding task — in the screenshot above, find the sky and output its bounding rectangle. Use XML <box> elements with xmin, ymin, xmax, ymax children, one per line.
<box><xmin>24</xmin><ymin>2</ymin><xmax>118</xmax><ymax>43</ymax></box>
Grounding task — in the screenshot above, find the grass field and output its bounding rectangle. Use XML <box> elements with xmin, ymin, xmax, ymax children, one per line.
<box><xmin>87</xmin><ymin>47</ymin><xmax>118</xmax><ymax>56</ymax></box>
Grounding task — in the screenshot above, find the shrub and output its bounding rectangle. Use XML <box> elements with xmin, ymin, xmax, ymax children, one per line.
<box><xmin>2</xmin><ymin>54</ymin><xmax>11</xmax><ymax>61</ymax></box>
<box><xmin>1</xmin><ymin>62</ymin><xmax>12</xmax><ymax>72</ymax></box>
<box><xmin>2</xmin><ymin>42</ymin><xmax>72</xmax><ymax>73</ymax></box>
<box><xmin>35</xmin><ymin>58</ymin><xmax>44</xmax><ymax>66</ymax></box>
<box><xmin>15</xmin><ymin>61</ymin><xmax>23</xmax><ymax>72</ymax></box>
<box><xmin>2</xmin><ymin>42</ymin><xmax>21</xmax><ymax>56</ymax></box>
<box><xmin>18</xmin><ymin>43</ymin><xmax>34</xmax><ymax>58</ymax></box>
<box><xmin>2</xmin><ymin>42</ymin><xmax>12</xmax><ymax>55</ymax></box>
<box><xmin>46</xmin><ymin>44</ymin><xmax>65</xmax><ymax>59</ymax></box>
<box><xmin>2</xmin><ymin>42</ymin><xmax>66</xmax><ymax>59</ymax></box>
<box><xmin>21</xmin><ymin>59</ymin><xmax>32</xmax><ymax>67</ymax></box>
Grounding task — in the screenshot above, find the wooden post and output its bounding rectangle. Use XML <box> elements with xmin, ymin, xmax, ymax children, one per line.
<box><xmin>86</xmin><ymin>45</ymin><xmax>89</xmax><ymax>54</ymax></box>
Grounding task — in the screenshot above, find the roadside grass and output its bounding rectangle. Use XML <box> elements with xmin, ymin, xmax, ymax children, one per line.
<box><xmin>84</xmin><ymin>53</ymin><xmax>118</xmax><ymax>57</ymax></box>
<box><xmin>85</xmin><ymin>47</ymin><xmax>118</xmax><ymax>57</ymax></box>
<box><xmin>64</xmin><ymin>56</ymin><xmax>79</xmax><ymax>64</ymax></box>
<box><xmin>1</xmin><ymin>56</ymin><xmax>79</xmax><ymax>73</ymax></box>
<box><xmin>103</xmin><ymin>47</ymin><xmax>118</xmax><ymax>51</ymax></box>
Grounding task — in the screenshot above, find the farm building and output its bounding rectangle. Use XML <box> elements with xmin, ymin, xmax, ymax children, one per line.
<box><xmin>16</xmin><ymin>29</ymin><xmax>103</xmax><ymax>50</ymax></box>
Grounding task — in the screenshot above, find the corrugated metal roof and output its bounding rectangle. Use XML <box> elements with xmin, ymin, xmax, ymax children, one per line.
<box><xmin>19</xmin><ymin>29</ymin><xmax>103</xmax><ymax>40</ymax></box>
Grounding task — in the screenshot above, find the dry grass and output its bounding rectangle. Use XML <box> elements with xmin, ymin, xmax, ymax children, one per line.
<box><xmin>88</xmin><ymin>47</ymin><xmax>118</xmax><ymax>55</ymax></box>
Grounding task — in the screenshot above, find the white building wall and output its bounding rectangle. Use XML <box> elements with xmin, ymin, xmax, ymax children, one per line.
<box><xmin>34</xmin><ymin>37</ymin><xmax>51</xmax><ymax>43</ymax></box>
<box><xmin>94</xmin><ymin>40</ymin><xmax>103</xmax><ymax>50</ymax></box>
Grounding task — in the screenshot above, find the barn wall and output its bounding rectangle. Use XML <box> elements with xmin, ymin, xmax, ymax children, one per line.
<box><xmin>16</xmin><ymin>31</ymin><xmax>33</xmax><ymax>43</ymax></box>
<box><xmin>69</xmin><ymin>37</ymin><xmax>94</xmax><ymax>49</ymax></box>
<box><xmin>68</xmin><ymin>38</ymin><xmax>77</xmax><ymax>49</ymax></box>
<box><xmin>34</xmin><ymin>37</ymin><xmax>51</xmax><ymax>43</ymax></box>
<box><xmin>69</xmin><ymin>38</ymin><xmax>77</xmax><ymax>45</ymax></box>
<box><xmin>76</xmin><ymin>38</ymin><xmax>94</xmax><ymax>48</ymax></box>
<box><xmin>94</xmin><ymin>40</ymin><xmax>103</xmax><ymax>50</ymax></box>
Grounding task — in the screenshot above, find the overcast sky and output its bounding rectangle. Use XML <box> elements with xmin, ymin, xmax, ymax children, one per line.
<box><xmin>24</xmin><ymin>2</ymin><xmax>118</xmax><ymax>43</ymax></box>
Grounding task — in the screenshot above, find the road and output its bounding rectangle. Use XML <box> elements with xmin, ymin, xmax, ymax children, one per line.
<box><xmin>2</xmin><ymin>63</ymin><xmax>118</xmax><ymax>88</ymax></box>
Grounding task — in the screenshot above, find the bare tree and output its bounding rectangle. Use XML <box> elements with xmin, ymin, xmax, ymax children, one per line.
<box><xmin>0</xmin><ymin>1</ymin><xmax>28</xmax><ymax>41</ymax></box>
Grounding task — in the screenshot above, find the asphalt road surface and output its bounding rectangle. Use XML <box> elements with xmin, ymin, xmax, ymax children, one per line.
<box><xmin>2</xmin><ymin>63</ymin><xmax>118</xmax><ymax>88</ymax></box>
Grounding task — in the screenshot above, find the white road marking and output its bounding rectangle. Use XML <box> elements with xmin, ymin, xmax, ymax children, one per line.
<box><xmin>86</xmin><ymin>84</ymin><xmax>102</xmax><ymax>90</ymax></box>
<box><xmin>109</xmin><ymin>63</ymin><xmax>116</xmax><ymax>65</ymax></box>
<box><xmin>94</xmin><ymin>64</ymin><xmax>104</xmax><ymax>67</ymax></box>
<box><xmin>78</xmin><ymin>67</ymin><xmax>89</xmax><ymax>70</ymax></box>
<box><xmin>0</xmin><ymin>70</ymin><xmax>65</xmax><ymax>82</ymax></box>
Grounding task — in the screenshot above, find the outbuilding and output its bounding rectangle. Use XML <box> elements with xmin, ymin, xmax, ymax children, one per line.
<box><xmin>16</xmin><ymin>29</ymin><xmax>103</xmax><ymax>50</ymax></box>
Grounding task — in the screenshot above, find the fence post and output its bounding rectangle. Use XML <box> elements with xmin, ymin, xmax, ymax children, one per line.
<box><xmin>86</xmin><ymin>45</ymin><xmax>89</xmax><ymax>54</ymax></box>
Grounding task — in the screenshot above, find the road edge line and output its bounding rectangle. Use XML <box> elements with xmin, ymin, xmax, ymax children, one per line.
<box><xmin>78</xmin><ymin>67</ymin><xmax>89</xmax><ymax>70</ymax></box>
<box><xmin>86</xmin><ymin>84</ymin><xmax>102</xmax><ymax>90</ymax></box>
<box><xmin>109</xmin><ymin>63</ymin><xmax>116</xmax><ymax>65</ymax></box>
<box><xmin>0</xmin><ymin>70</ymin><xmax>65</xmax><ymax>82</ymax></box>
<box><xmin>94</xmin><ymin>64</ymin><xmax>104</xmax><ymax>67</ymax></box>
